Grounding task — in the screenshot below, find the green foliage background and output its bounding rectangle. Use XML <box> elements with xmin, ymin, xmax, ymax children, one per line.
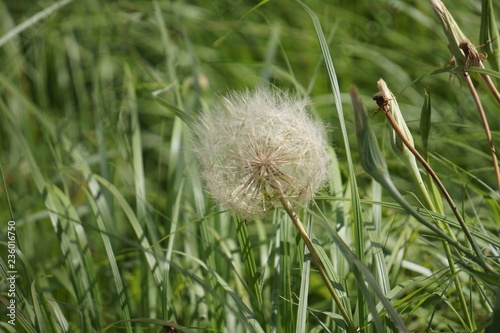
<box><xmin>0</xmin><ymin>0</ymin><xmax>499</xmax><ymax>332</ymax></box>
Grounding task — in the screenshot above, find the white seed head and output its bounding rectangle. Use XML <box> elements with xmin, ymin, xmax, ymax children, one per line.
<box><xmin>193</xmin><ymin>87</ymin><xmax>329</xmax><ymax>220</ymax></box>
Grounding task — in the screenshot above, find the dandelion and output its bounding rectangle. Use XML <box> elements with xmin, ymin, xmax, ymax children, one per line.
<box><xmin>194</xmin><ymin>87</ymin><xmax>357</xmax><ymax>330</ymax></box>
<box><xmin>192</xmin><ymin>87</ymin><xmax>328</xmax><ymax>220</ymax></box>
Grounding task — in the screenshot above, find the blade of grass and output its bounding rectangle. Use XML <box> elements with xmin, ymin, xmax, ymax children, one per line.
<box><xmin>367</xmin><ymin>181</ymin><xmax>391</xmax><ymax>296</ymax></box>
<box><xmin>124</xmin><ymin>63</ymin><xmax>166</xmax><ymax>322</ymax></box>
<box><xmin>163</xmin><ymin>177</ymin><xmax>184</xmax><ymax>322</ymax></box>
<box><xmin>490</xmin><ymin>274</ymin><xmax>500</xmax><ymax>333</ymax></box>
<box><xmin>296</xmin><ymin>1</ymin><xmax>367</xmax><ymax>329</ymax></box>
<box><xmin>92</xmin><ymin>174</ymin><xmax>163</xmax><ymax>287</ymax></box>
<box><xmin>0</xmin><ymin>253</ymin><xmax>39</xmax><ymax>333</ymax></box>
<box><xmin>102</xmin><ymin>318</ymin><xmax>196</xmax><ymax>333</ymax></box>
<box><xmin>235</xmin><ymin>217</ymin><xmax>266</xmax><ymax>326</ymax></box>
<box><xmin>420</xmin><ymin>88</ymin><xmax>432</xmax><ymax>161</ymax></box>
<box><xmin>197</xmin><ymin>217</ymin><xmax>226</xmax><ymax>330</ymax></box>
<box><xmin>30</xmin><ymin>281</ymin><xmax>46</xmax><ymax>333</ymax></box>
<box><xmin>276</xmin><ymin>211</ymin><xmax>295</xmax><ymax>333</ymax></box>
<box><xmin>212</xmin><ymin>0</ymin><xmax>271</xmax><ymax>48</ymax></box>
<box><xmin>295</xmin><ymin>216</ymin><xmax>312</xmax><ymax>333</ymax></box>
<box><xmin>83</xmin><ymin>186</ymin><xmax>133</xmax><ymax>333</ymax></box>
<box><xmin>45</xmin><ymin>184</ymin><xmax>104</xmax><ymax>331</ymax></box>
<box><xmin>0</xmin><ymin>0</ymin><xmax>74</xmax><ymax>48</ymax></box>
<box><xmin>172</xmin><ymin>251</ymin><xmax>266</xmax><ymax>333</ymax></box>
<box><xmin>1</xmin><ymin>101</ymin><xmax>104</xmax><ymax>330</ymax></box>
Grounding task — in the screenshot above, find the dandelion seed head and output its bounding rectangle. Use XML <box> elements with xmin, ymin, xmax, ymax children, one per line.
<box><xmin>193</xmin><ymin>87</ymin><xmax>329</xmax><ymax>220</ymax></box>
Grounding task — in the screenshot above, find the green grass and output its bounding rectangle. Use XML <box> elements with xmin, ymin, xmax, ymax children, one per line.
<box><xmin>1</xmin><ymin>0</ymin><xmax>500</xmax><ymax>332</ymax></box>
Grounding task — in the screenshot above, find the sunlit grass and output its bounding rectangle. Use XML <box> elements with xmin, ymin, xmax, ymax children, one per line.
<box><xmin>1</xmin><ymin>0</ymin><xmax>499</xmax><ymax>332</ymax></box>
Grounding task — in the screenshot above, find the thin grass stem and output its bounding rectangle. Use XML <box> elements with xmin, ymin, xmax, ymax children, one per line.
<box><xmin>279</xmin><ymin>196</ymin><xmax>357</xmax><ymax>333</ymax></box>
<box><xmin>462</xmin><ymin>69</ymin><xmax>500</xmax><ymax>193</ymax></box>
<box><xmin>0</xmin><ymin>0</ymin><xmax>74</xmax><ymax>48</ymax></box>
<box><xmin>373</xmin><ymin>92</ymin><xmax>491</xmax><ymax>273</ymax></box>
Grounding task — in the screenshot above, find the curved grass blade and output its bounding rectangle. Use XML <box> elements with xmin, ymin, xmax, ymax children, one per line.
<box><xmin>83</xmin><ymin>186</ymin><xmax>133</xmax><ymax>333</ymax></box>
<box><xmin>172</xmin><ymin>251</ymin><xmax>266</xmax><ymax>333</ymax></box>
<box><xmin>296</xmin><ymin>1</ymin><xmax>366</xmax><ymax>328</ymax></box>
<box><xmin>489</xmin><ymin>275</ymin><xmax>500</xmax><ymax>333</ymax></box>
<box><xmin>311</xmin><ymin>207</ymin><xmax>409</xmax><ymax>333</ymax></box>
<box><xmin>235</xmin><ymin>216</ymin><xmax>266</xmax><ymax>326</ymax></box>
<box><xmin>480</xmin><ymin>0</ymin><xmax>500</xmax><ymax>72</ymax></box>
<box><xmin>45</xmin><ymin>184</ymin><xmax>104</xmax><ymax>330</ymax></box>
<box><xmin>420</xmin><ymin>88</ymin><xmax>432</xmax><ymax>161</ymax></box>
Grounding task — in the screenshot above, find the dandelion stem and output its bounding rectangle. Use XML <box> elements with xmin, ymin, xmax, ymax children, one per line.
<box><xmin>279</xmin><ymin>196</ymin><xmax>357</xmax><ymax>333</ymax></box>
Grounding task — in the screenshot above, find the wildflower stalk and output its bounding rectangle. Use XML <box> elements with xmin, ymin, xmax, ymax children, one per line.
<box><xmin>279</xmin><ymin>196</ymin><xmax>357</xmax><ymax>333</ymax></box>
<box><xmin>429</xmin><ymin>0</ymin><xmax>500</xmax><ymax>191</ymax></box>
<box><xmin>372</xmin><ymin>80</ymin><xmax>490</xmax><ymax>273</ymax></box>
<box><xmin>374</xmin><ymin>80</ymin><xmax>473</xmax><ymax>329</ymax></box>
<box><xmin>351</xmin><ymin>85</ymin><xmax>491</xmax><ymax>274</ymax></box>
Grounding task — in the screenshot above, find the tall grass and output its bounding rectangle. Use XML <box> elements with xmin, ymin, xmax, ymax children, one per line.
<box><xmin>0</xmin><ymin>0</ymin><xmax>499</xmax><ymax>332</ymax></box>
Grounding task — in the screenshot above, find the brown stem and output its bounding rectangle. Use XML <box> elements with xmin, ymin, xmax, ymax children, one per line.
<box><xmin>463</xmin><ymin>72</ymin><xmax>500</xmax><ymax>192</ymax></box>
<box><xmin>373</xmin><ymin>94</ymin><xmax>488</xmax><ymax>270</ymax></box>
<box><xmin>279</xmin><ymin>196</ymin><xmax>357</xmax><ymax>333</ymax></box>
